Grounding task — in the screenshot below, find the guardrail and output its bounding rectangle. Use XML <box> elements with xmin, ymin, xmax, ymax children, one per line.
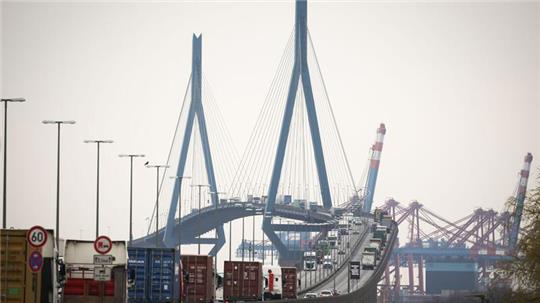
<box><xmin>281</xmin><ymin>221</ymin><xmax>398</xmax><ymax>303</ymax></box>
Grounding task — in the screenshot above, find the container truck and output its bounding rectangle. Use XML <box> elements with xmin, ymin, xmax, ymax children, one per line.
<box><xmin>223</xmin><ymin>261</ymin><xmax>262</xmax><ymax>302</ymax></box>
<box><xmin>0</xmin><ymin>229</ymin><xmax>58</xmax><ymax>303</ymax></box>
<box><xmin>127</xmin><ymin>247</ymin><xmax>175</xmax><ymax>302</ymax></box>
<box><xmin>281</xmin><ymin>267</ymin><xmax>297</xmax><ymax>299</ymax></box>
<box><xmin>63</xmin><ymin>239</ymin><xmax>128</xmax><ymax>303</ymax></box>
<box><xmin>180</xmin><ymin>255</ymin><xmax>214</xmax><ymax>303</ymax></box>
<box><xmin>327</xmin><ymin>230</ymin><xmax>339</xmax><ymax>248</ymax></box>
<box><xmin>263</xmin><ymin>265</ymin><xmax>283</xmax><ymax>300</ymax></box>
<box><xmin>361</xmin><ymin>252</ymin><xmax>376</xmax><ymax>270</ymax></box>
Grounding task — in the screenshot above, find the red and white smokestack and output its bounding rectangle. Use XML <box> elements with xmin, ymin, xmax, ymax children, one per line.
<box><xmin>518</xmin><ymin>153</ymin><xmax>533</xmax><ymax>198</ymax></box>
<box><xmin>370</xmin><ymin>123</ymin><xmax>387</xmax><ymax>170</ymax></box>
<box><xmin>363</xmin><ymin>123</ymin><xmax>387</xmax><ymax>212</ymax></box>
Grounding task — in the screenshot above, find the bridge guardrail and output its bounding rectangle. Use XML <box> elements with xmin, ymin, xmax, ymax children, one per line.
<box><xmin>281</xmin><ymin>221</ymin><xmax>398</xmax><ymax>303</ymax></box>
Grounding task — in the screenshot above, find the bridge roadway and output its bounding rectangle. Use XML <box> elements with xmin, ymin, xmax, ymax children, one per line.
<box><xmin>296</xmin><ymin>217</ymin><xmax>370</xmax><ymax>293</ymax></box>
<box><xmin>277</xmin><ymin>220</ymin><xmax>399</xmax><ymax>303</ymax></box>
<box><xmin>132</xmin><ymin>202</ymin><xmax>337</xmax><ymax>247</ymax></box>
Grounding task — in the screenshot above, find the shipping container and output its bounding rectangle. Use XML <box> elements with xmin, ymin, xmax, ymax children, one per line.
<box><xmin>223</xmin><ymin>261</ymin><xmax>262</xmax><ymax>301</ymax></box>
<box><xmin>0</xmin><ymin>229</ymin><xmax>57</xmax><ymax>303</ymax></box>
<box><xmin>63</xmin><ymin>240</ymin><xmax>127</xmax><ymax>303</ymax></box>
<box><xmin>180</xmin><ymin>255</ymin><xmax>214</xmax><ymax>303</ymax></box>
<box><xmin>127</xmin><ymin>247</ymin><xmax>175</xmax><ymax>302</ymax></box>
<box><xmin>281</xmin><ymin>267</ymin><xmax>297</xmax><ymax>299</ymax></box>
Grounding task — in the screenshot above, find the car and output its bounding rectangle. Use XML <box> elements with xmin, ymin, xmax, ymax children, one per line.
<box><xmin>319</xmin><ymin>290</ymin><xmax>333</xmax><ymax>297</ymax></box>
<box><xmin>352</xmin><ymin>230</ymin><xmax>360</xmax><ymax>235</ymax></box>
<box><xmin>322</xmin><ymin>261</ymin><xmax>333</xmax><ymax>270</ymax></box>
<box><xmin>338</xmin><ymin>249</ymin><xmax>345</xmax><ymax>255</ymax></box>
<box><xmin>304</xmin><ymin>293</ymin><xmax>318</xmax><ymax>298</ymax></box>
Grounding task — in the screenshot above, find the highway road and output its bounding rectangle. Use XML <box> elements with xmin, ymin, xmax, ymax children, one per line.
<box><xmin>297</xmin><ymin>216</ymin><xmax>375</xmax><ymax>296</ymax></box>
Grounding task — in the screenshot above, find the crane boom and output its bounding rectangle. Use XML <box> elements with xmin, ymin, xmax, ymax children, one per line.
<box><xmin>509</xmin><ymin>153</ymin><xmax>533</xmax><ymax>250</ymax></box>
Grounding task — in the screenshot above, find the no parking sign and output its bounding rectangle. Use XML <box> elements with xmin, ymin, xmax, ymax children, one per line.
<box><xmin>28</xmin><ymin>251</ymin><xmax>43</xmax><ymax>272</ymax></box>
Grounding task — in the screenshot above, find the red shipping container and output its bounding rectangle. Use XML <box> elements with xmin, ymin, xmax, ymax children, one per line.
<box><xmin>281</xmin><ymin>267</ymin><xmax>297</xmax><ymax>299</ymax></box>
<box><xmin>223</xmin><ymin>261</ymin><xmax>262</xmax><ymax>301</ymax></box>
<box><xmin>180</xmin><ymin>255</ymin><xmax>214</xmax><ymax>303</ymax></box>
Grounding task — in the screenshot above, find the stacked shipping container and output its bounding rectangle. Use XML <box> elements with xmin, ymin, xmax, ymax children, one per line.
<box><xmin>181</xmin><ymin>255</ymin><xmax>214</xmax><ymax>303</ymax></box>
<box><xmin>223</xmin><ymin>261</ymin><xmax>262</xmax><ymax>301</ymax></box>
<box><xmin>127</xmin><ymin>247</ymin><xmax>175</xmax><ymax>302</ymax></box>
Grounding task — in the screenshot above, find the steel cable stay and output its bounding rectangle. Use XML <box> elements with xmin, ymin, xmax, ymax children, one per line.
<box><xmin>146</xmin><ymin>75</ymin><xmax>192</xmax><ymax>235</ymax></box>
<box><xmin>229</xmin><ymin>30</ymin><xmax>294</xmax><ymax>198</ymax></box>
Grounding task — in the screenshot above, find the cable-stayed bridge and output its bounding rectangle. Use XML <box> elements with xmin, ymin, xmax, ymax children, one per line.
<box><xmin>131</xmin><ymin>0</ymin><xmax>532</xmax><ymax>301</ymax></box>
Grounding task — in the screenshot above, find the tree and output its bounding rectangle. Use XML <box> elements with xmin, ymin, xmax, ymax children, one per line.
<box><xmin>493</xmin><ymin>171</ymin><xmax>540</xmax><ymax>302</ymax></box>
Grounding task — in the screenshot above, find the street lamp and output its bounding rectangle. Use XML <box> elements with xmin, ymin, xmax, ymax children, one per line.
<box><xmin>119</xmin><ymin>154</ymin><xmax>145</xmax><ymax>246</ymax></box>
<box><xmin>146</xmin><ymin>164</ymin><xmax>169</xmax><ymax>248</ymax></box>
<box><xmin>170</xmin><ymin>176</ymin><xmax>191</xmax><ymax>255</ymax></box>
<box><xmin>191</xmin><ymin>184</ymin><xmax>210</xmax><ymax>254</ymax></box>
<box><xmin>1</xmin><ymin>98</ymin><xmax>25</xmax><ymax>228</ymax></box>
<box><xmin>42</xmin><ymin>120</ymin><xmax>76</xmax><ymax>248</ymax></box>
<box><xmin>84</xmin><ymin>139</ymin><xmax>113</xmax><ymax>237</ymax></box>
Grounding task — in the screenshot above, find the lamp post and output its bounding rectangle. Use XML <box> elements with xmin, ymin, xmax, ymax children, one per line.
<box><xmin>146</xmin><ymin>164</ymin><xmax>169</xmax><ymax>248</ymax></box>
<box><xmin>191</xmin><ymin>184</ymin><xmax>210</xmax><ymax>254</ymax></box>
<box><xmin>171</xmin><ymin>176</ymin><xmax>191</xmax><ymax>255</ymax></box>
<box><xmin>84</xmin><ymin>139</ymin><xmax>113</xmax><ymax>237</ymax></box>
<box><xmin>1</xmin><ymin>98</ymin><xmax>25</xmax><ymax>228</ymax></box>
<box><xmin>119</xmin><ymin>154</ymin><xmax>145</xmax><ymax>246</ymax></box>
<box><xmin>42</xmin><ymin>120</ymin><xmax>75</xmax><ymax>248</ymax></box>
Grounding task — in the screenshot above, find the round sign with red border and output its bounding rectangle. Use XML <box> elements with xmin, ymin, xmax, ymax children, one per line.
<box><xmin>27</xmin><ymin>225</ymin><xmax>48</xmax><ymax>248</ymax></box>
<box><xmin>28</xmin><ymin>251</ymin><xmax>43</xmax><ymax>272</ymax></box>
<box><xmin>94</xmin><ymin>235</ymin><xmax>113</xmax><ymax>255</ymax></box>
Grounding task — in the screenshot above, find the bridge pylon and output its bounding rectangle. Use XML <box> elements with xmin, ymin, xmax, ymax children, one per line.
<box><xmin>263</xmin><ymin>0</ymin><xmax>333</xmax><ymax>265</ymax></box>
<box><xmin>163</xmin><ymin>34</ymin><xmax>225</xmax><ymax>256</ymax></box>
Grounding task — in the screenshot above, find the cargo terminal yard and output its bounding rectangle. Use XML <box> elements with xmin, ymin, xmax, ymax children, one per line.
<box><xmin>0</xmin><ymin>0</ymin><xmax>537</xmax><ymax>302</ymax></box>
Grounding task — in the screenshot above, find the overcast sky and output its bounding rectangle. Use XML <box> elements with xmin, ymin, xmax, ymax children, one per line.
<box><xmin>1</xmin><ymin>1</ymin><xmax>539</xmax><ymax>262</ymax></box>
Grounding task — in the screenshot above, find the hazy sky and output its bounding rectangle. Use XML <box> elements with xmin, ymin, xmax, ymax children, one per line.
<box><xmin>1</xmin><ymin>1</ymin><xmax>539</xmax><ymax>262</ymax></box>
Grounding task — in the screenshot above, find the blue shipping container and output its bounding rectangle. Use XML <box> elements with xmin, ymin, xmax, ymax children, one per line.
<box><xmin>128</xmin><ymin>247</ymin><xmax>176</xmax><ymax>302</ymax></box>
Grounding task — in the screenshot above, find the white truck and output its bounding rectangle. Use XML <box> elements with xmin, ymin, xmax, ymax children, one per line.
<box><xmin>361</xmin><ymin>251</ymin><xmax>376</xmax><ymax>270</ymax></box>
<box><xmin>303</xmin><ymin>251</ymin><xmax>317</xmax><ymax>271</ymax></box>
<box><xmin>263</xmin><ymin>265</ymin><xmax>283</xmax><ymax>300</ymax></box>
<box><xmin>327</xmin><ymin>230</ymin><xmax>339</xmax><ymax>248</ymax></box>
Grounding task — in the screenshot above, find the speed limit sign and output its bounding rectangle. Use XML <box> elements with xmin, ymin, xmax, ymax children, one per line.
<box><xmin>27</xmin><ymin>225</ymin><xmax>48</xmax><ymax>248</ymax></box>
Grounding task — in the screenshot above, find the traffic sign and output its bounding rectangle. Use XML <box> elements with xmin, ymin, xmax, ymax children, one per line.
<box><xmin>93</xmin><ymin>254</ymin><xmax>114</xmax><ymax>265</ymax></box>
<box><xmin>94</xmin><ymin>236</ymin><xmax>113</xmax><ymax>255</ymax></box>
<box><xmin>27</xmin><ymin>225</ymin><xmax>48</xmax><ymax>248</ymax></box>
<box><xmin>94</xmin><ymin>266</ymin><xmax>111</xmax><ymax>281</ymax></box>
<box><xmin>28</xmin><ymin>251</ymin><xmax>43</xmax><ymax>272</ymax></box>
<box><xmin>350</xmin><ymin>261</ymin><xmax>361</xmax><ymax>280</ymax></box>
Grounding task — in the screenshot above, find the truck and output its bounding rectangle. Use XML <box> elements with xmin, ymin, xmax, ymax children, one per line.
<box><xmin>223</xmin><ymin>261</ymin><xmax>262</xmax><ymax>301</ymax></box>
<box><xmin>281</xmin><ymin>267</ymin><xmax>297</xmax><ymax>299</ymax></box>
<box><xmin>180</xmin><ymin>255</ymin><xmax>214</xmax><ymax>303</ymax></box>
<box><xmin>327</xmin><ymin>230</ymin><xmax>339</xmax><ymax>248</ymax></box>
<box><xmin>381</xmin><ymin>215</ymin><xmax>392</xmax><ymax>231</ymax></box>
<box><xmin>361</xmin><ymin>252</ymin><xmax>376</xmax><ymax>270</ymax></box>
<box><xmin>314</xmin><ymin>240</ymin><xmax>330</xmax><ymax>264</ymax></box>
<box><xmin>374</xmin><ymin>227</ymin><xmax>387</xmax><ymax>247</ymax></box>
<box><xmin>364</xmin><ymin>246</ymin><xmax>379</xmax><ymax>261</ymax></box>
<box><xmin>63</xmin><ymin>239</ymin><xmax>128</xmax><ymax>303</ymax></box>
<box><xmin>338</xmin><ymin>219</ymin><xmax>350</xmax><ymax>235</ymax></box>
<box><xmin>303</xmin><ymin>251</ymin><xmax>317</xmax><ymax>271</ymax></box>
<box><xmin>263</xmin><ymin>265</ymin><xmax>283</xmax><ymax>300</ymax></box>
<box><xmin>322</xmin><ymin>255</ymin><xmax>333</xmax><ymax>270</ymax></box>
<box><xmin>127</xmin><ymin>247</ymin><xmax>175</xmax><ymax>302</ymax></box>
<box><xmin>0</xmin><ymin>229</ymin><xmax>58</xmax><ymax>303</ymax></box>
